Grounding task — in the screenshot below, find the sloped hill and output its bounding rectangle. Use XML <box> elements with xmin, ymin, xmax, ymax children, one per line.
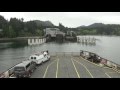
<box><xmin>33</xmin><ymin>20</ymin><xmax>54</xmax><ymax>27</ymax></box>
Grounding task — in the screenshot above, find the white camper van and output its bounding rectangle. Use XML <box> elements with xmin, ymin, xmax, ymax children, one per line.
<box><xmin>29</xmin><ymin>51</ymin><xmax>50</xmax><ymax>65</ymax></box>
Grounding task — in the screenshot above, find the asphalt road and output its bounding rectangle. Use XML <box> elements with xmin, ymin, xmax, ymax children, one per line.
<box><xmin>31</xmin><ymin>56</ymin><xmax>120</xmax><ymax>78</ymax></box>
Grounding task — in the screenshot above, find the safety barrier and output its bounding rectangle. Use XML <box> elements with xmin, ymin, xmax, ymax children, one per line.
<box><xmin>0</xmin><ymin>62</ymin><xmax>22</xmax><ymax>78</ymax></box>
<box><xmin>49</xmin><ymin>52</ymin><xmax>80</xmax><ymax>57</ymax></box>
<box><xmin>80</xmin><ymin>50</ymin><xmax>120</xmax><ymax>72</ymax></box>
<box><xmin>28</xmin><ymin>38</ymin><xmax>46</xmax><ymax>45</ymax></box>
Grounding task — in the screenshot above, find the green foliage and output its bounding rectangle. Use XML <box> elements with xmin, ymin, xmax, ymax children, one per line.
<box><xmin>8</xmin><ymin>26</ymin><xmax>16</xmax><ymax>38</ymax></box>
<box><xmin>0</xmin><ymin>32</ymin><xmax>3</xmax><ymax>38</ymax></box>
<box><xmin>78</xmin><ymin>24</ymin><xmax>120</xmax><ymax>36</ymax></box>
<box><xmin>0</xmin><ymin>15</ymin><xmax>8</xmax><ymax>29</ymax></box>
<box><xmin>35</xmin><ymin>29</ymin><xmax>44</xmax><ymax>36</ymax></box>
<box><xmin>79</xmin><ymin>29</ymin><xmax>97</xmax><ymax>35</ymax></box>
<box><xmin>9</xmin><ymin>18</ymin><xmax>24</xmax><ymax>36</ymax></box>
<box><xmin>25</xmin><ymin>21</ymin><xmax>37</xmax><ymax>34</ymax></box>
<box><xmin>59</xmin><ymin>23</ymin><xmax>67</xmax><ymax>33</ymax></box>
<box><xmin>0</xmin><ymin>15</ymin><xmax>45</xmax><ymax>38</ymax></box>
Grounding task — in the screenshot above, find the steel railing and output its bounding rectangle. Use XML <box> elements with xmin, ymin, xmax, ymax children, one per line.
<box><xmin>80</xmin><ymin>50</ymin><xmax>120</xmax><ymax>72</ymax></box>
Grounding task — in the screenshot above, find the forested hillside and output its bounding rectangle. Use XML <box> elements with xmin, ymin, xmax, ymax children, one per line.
<box><xmin>77</xmin><ymin>23</ymin><xmax>120</xmax><ymax>35</ymax></box>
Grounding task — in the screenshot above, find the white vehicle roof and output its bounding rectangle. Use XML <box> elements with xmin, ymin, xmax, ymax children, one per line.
<box><xmin>29</xmin><ymin>51</ymin><xmax>48</xmax><ymax>59</ymax></box>
<box><xmin>30</xmin><ymin>54</ymin><xmax>44</xmax><ymax>58</ymax></box>
<box><xmin>43</xmin><ymin>52</ymin><xmax>47</xmax><ymax>55</ymax></box>
<box><xmin>15</xmin><ymin>61</ymin><xmax>31</xmax><ymax>67</ymax></box>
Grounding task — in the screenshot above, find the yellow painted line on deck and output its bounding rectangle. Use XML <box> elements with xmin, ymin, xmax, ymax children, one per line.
<box><xmin>56</xmin><ymin>58</ymin><xmax>59</xmax><ymax>78</ymax></box>
<box><xmin>104</xmin><ymin>71</ymin><xmax>119</xmax><ymax>78</ymax></box>
<box><xmin>105</xmin><ymin>73</ymin><xmax>111</xmax><ymax>78</ymax></box>
<box><xmin>73</xmin><ymin>58</ymin><xmax>94</xmax><ymax>78</ymax></box>
<box><xmin>71</xmin><ymin>58</ymin><xmax>80</xmax><ymax>78</ymax></box>
<box><xmin>103</xmin><ymin>67</ymin><xmax>120</xmax><ymax>74</ymax></box>
<box><xmin>75</xmin><ymin>57</ymin><xmax>119</xmax><ymax>78</ymax></box>
<box><xmin>80</xmin><ymin>56</ymin><xmax>120</xmax><ymax>74</ymax></box>
<box><xmin>80</xmin><ymin>57</ymin><xmax>100</xmax><ymax>67</ymax></box>
<box><xmin>43</xmin><ymin>60</ymin><xmax>57</xmax><ymax>78</ymax></box>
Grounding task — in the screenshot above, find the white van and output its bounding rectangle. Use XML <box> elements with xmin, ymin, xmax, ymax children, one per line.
<box><xmin>29</xmin><ymin>51</ymin><xmax>50</xmax><ymax>65</ymax></box>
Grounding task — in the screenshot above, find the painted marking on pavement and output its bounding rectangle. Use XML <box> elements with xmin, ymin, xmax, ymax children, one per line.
<box><xmin>43</xmin><ymin>60</ymin><xmax>57</xmax><ymax>78</ymax></box>
<box><xmin>73</xmin><ymin>58</ymin><xmax>94</xmax><ymax>78</ymax></box>
<box><xmin>71</xmin><ymin>58</ymin><xmax>80</xmax><ymax>78</ymax></box>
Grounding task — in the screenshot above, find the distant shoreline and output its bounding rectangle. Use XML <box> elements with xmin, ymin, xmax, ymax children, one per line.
<box><xmin>0</xmin><ymin>35</ymin><xmax>120</xmax><ymax>42</ymax></box>
<box><xmin>0</xmin><ymin>36</ymin><xmax>44</xmax><ymax>42</ymax></box>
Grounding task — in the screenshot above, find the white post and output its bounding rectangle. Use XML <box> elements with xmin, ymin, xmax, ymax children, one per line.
<box><xmin>40</xmin><ymin>39</ymin><xmax>42</xmax><ymax>44</ymax></box>
<box><xmin>44</xmin><ymin>38</ymin><xmax>46</xmax><ymax>43</ymax></box>
<box><xmin>28</xmin><ymin>39</ymin><xmax>30</xmax><ymax>45</ymax></box>
<box><xmin>32</xmin><ymin>39</ymin><xmax>34</xmax><ymax>45</ymax></box>
<box><xmin>42</xmin><ymin>38</ymin><xmax>43</xmax><ymax>43</ymax></box>
<box><xmin>43</xmin><ymin>38</ymin><xmax>44</xmax><ymax>43</ymax></box>
<box><xmin>77</xmin><ymin>36</ymin><xmax>78</xmax><ymax>42</ymax></box>
<box><xmin>39</xmin><ymin>39</ymin><xmax>40</xmax><ymax>44</ymax></box>
<box><xmin>36</xmin><ymin>39</ymin><xmax>38</xmax><ymax>45</ymax></box>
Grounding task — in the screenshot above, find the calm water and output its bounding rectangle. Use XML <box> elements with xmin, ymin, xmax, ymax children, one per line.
<box><xmin>0</xmin><ymin>35</ymin><xmax>120</xmax><ymax>73</ymax></box>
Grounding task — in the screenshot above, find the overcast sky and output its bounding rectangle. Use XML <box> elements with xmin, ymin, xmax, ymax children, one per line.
<box><xmin>0</xmin><ymin>12</ymin><xmax>120</xmax><ymax>28</ymax></box>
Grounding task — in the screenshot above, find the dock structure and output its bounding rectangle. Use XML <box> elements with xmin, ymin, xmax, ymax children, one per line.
<box><xmin>1</xmin><ymin>51</ymin><xmax>120</xmax><ymax>78</ymax></box>
<box><xmin>28</xmin><ymin>38</ymin><xmax>46</xmax><ymax>45</ymax></box>
<box><xmin>77</xmin><ymin>36</ymin><xmax>96</xmax><ymax>44</ymax></box>
<box><xmin>44</xmin><ymin>28</ymin><xmax>65</xmax><ymax>42</ymax></box>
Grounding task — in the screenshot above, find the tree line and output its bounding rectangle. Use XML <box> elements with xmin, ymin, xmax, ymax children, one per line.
<box><xmin>77</xmin><ymin>23</ymin><xmax>120</xmax><ymax>35</ymax></box>
<box><xmin>0</xmin><ymin>15</ymin><xmax>44</xmax><ymax>38</ymax></box>
<box><xmin>57</xmin><ymin>23</ymin><xmax>120</xmax><ymax>36</ymax></box>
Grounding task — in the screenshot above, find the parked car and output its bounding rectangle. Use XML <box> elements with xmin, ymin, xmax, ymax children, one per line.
<box><xmin>13</xmin><ymin>60</ymin><xmax>36</xmax><ymax>78</ymax></box>
<box><xmin>29</xmin><ymin>51</ymin><xmax>50</xmax><ymax>65</ymax></box>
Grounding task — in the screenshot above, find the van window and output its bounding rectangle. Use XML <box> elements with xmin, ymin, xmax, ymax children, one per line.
<box><xmin>34</xmin><ymin>57</ymin><xmax>36</xmax><ymax>59</ymax></box>
<box><xmin>14</xmin><ymin>67</ymin><xmax>25</xmax><ymax>71</ymax></box>
<box><xmin>26</xmin><ymin>63</ymin><xmax>30</xmax><ymax>69</ymax></box>
<box><xmin>31</xmin><ymin>57</ymin><xmax>33</xmax><ymax>59</ymax></box>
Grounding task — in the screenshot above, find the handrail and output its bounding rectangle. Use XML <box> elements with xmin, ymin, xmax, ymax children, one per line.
<box><xmin>0</xmin><ymin>61</ymin><xmax>24</xmax><ymax>78</ymax></box>
<box><xmin>80</xmin><ymin>50</ymin><xmax>120</xmax><ymax>71</ymax></box>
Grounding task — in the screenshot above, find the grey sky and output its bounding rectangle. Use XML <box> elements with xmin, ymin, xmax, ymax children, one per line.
<box><xmin>0</xmin><ymin>12</ymin><xmax>120</xmax><ymax>28</ymax></box>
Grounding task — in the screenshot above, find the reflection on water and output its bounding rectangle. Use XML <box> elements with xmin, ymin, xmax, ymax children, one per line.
<box><xmin>10</xmin><ymin>40</ymin><xmax>27</xmax><ymax>48</ymax></box>
<box><xmin>0</xmin><ymin>42</ymin><xmax>12</xmax><ymax>49</ymax></box>
<box><xmin>0</xmin><ymin>40</ymin><xmax>27</xmax><ymax>49</ymax></box>
<box><xmin>77</xmin><ymin>42</ymin><xmax>96</xmax><ymax>46</ymax></box>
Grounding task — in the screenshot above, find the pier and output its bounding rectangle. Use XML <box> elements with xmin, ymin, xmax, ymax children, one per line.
<box><xmin>28</xmin><ymin>38</ymin><xmax>46</xmax><ymax>45</ymax></box>
<box><xmin>77</xmin><ymin>36</ymin><xmax>96</xmax><ymax>44</ymax></box>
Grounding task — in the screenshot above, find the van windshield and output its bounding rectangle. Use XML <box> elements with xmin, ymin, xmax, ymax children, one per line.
<box><xmin>14</xmin><ymin>67</ymin><xmax>25</xmax><ymax>71</ymax></box>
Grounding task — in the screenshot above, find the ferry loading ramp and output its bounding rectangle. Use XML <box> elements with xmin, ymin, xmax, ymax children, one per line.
<box><xmin>31</xmin><ymin>52</ymin><xmax>120</xmax><ymax>78</ymax></box>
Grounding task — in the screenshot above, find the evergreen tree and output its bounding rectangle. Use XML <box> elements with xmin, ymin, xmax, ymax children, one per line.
<box><xmin>8</xmin><ymin>25</ymin><xmax>16</xmax><ymax>38</ymax></box>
